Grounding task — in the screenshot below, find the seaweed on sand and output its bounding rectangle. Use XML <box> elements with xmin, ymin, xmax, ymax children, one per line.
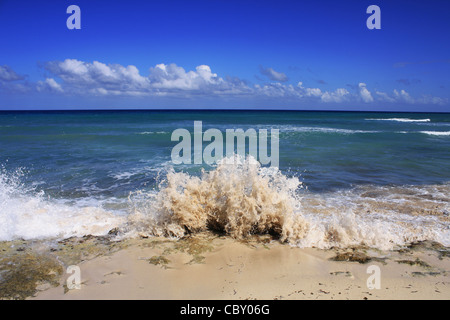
<box><xmin>0</xmin><ymin>252</ymin><xmax>63</xmax><ymax>300</ymax></box>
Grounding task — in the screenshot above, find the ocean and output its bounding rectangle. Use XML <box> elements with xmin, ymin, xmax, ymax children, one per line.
<box><xmin>0</xmin><ymin>110</ymin><xmax>449</xmax><ymax>249</ymax></box>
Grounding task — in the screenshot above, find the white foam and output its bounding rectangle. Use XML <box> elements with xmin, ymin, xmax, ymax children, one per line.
<box><xmin>111</xmin><ymin>171</ymin><xmax>136</xmax><ymax>180</ymax></box>
<box><xmin>2</xmin><ymin>162</ymin><xmax>448</xmax><ymax>250</ymax></box>
<box><xmin>137</xmin><ymin>131</ymin><xmax>168</xmax><ymax>135</ymax></box>
<box><xmin>261</xmin><ymin>125</ymin><xmax>378</xmax><ymax>134</ymax></box>
<box><xmin>123</xmin><ymin>156</ymin><xmax>450</xmax><ymax>250</ymax></box>
<box><xmin>366</xmin><ymin>118</ymin><xmax>431</xmax><ymax>123</ymax></box>
<box><xmin>420</xmin><ymin>131</ymin><xmax>450</xmax><ymax>136</ymax></box>
<box><xmin>296</xmin><ymin>186</ymin><xmax>450</xmax><ymax>250</ymax></box>
<box><xmin>0</xmin><ymin>170</ymin><xmax>124</xmax><ymax>241</ymax></box>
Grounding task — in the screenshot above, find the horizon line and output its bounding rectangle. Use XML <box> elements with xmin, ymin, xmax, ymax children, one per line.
<box><xmin>0</xmin><ymin>108</ymin><xmax>449</xmax><ymax>114</ymax></box>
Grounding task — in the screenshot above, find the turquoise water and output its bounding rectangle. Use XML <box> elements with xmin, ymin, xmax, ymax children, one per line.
<box><xmin>1</xmin><ymin>110</ymin><xmax>449</xmax><ymax>193</ymax></box>
<box><xmin>0</xmin><ymin>110</ymin><xmax>449</xmax><ymax>247</ymax></box>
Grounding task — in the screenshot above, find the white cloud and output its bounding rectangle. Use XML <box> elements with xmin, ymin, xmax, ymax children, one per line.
<box><xmin>255</xmin><ymin>81</ymin><xmax>351</xmax><ymax>104</ymax></box>
<box><xmin>296</xmin><ymin>82</ymin><xmax>322</xmax><ymax>97</ymax></box>
<box><xmin>45</xmin><ymin>59</ymin><xmax>149</xmax><ymax>94</ymax></box>
<box><xmin>37</xmin><ymin>78</ymin><xmax>63</xmax><ymax>92</ymax></box>
<box><xmin>320</xmin><ymin>88</ymin><xmax>350</xmax><ymax>103</ymax></box>
<box><xmin>255</xmin><ymin>82</ymin><xmax>302</xmax><ymax>98</ymax></box>
<box><xmin>149</xmin><ymin>63</ymin><xmax>220</xmax><ymax>90</ymax></box>
<box><xmin>45</xmin><ymin>59</ymin><xmax>250</xmax><ymax>96</ymax></box>
<box><xmin>358</xmin><ymin>83</ymin><xmax>374</xmax><ymax>103</ymax></box>
<box><xmin>393</xmin><ymin>89</ymin><xmax>415</xmax><ymax>103</ymax></box>
<box><xmin>375</xmin><ymin>91</ymin><xmax>396</xmax><ymax>103</ymax></box>
<box><xmin>304</xmin><ymin>88</ymin><xmax>322</xmax><ymax>97</ymax></box>
<box><xmin>38</xmin><ymin>59</ymin><xmax>448</xmax><ymax>106</ymax></box>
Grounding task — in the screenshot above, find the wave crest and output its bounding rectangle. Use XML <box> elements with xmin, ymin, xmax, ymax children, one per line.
<box><xmin>126</xmin><ymin>156</ymin><xmax>308</xmax><ymax>241</ymax></box>
<box><xmin>0</xmin><ymin>168</ymin><xmax>124</xmax><ymax>241</ymax></box>
<box><xmin>420</xmin><ymin>131</ymin><xmax>450</xmax><ymax>136</ymax></box>
<box><xmin>2</xmin><ymin>159</ymin><xmax>448</xmax><ymax>250</ymax></box>
<box><xmin>366</xmin><ymin>118</ymin><xmax>431</xmax><ymax>122</ymax></box>
<box><xmin>125</xmin><ymin>157</ymin><xmax>449</xmax><ymax>250</ymax></box>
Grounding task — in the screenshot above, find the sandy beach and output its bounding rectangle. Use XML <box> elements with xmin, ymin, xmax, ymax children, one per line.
<box><xmin>2</xmin><ymin>232</ymin><xmax>442</xmax><ymax>300</ymax></box>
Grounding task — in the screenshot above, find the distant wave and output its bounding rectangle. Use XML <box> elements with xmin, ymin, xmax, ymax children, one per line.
<box><xmin>420</xmin><ymin>131</ymin><xmax>450</xmax><ymax>136</ymax></box>
<box><xmin>262</xmin><ymin>125</ymin><xmax>378</xmax><ymax>135</ymax></box>
<box><xmin>139</xmin><ymin>127</ymin><xmax>377</xmax><ymax>135</ymax></box>
<box><xmin>366</xmin><ymin>118</ymin><xmax>431</xmax><ymax>123</ymax></box>
<box><xmin>110</xmin><ymin>163</ymin><xmax>171</xmax><ymax>181</ymax></box>
<box><xmin>137</xmin><ymin>131</ymin><xmax>168</xmax><ymax>135</ymax></box>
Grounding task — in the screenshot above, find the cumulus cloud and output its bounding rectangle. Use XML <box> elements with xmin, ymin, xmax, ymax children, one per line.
<box><xmin>305</xmin><ymin>87</ymin><xmax>323</xmax><ymax>97</ymax></box>
<box><xmin>148</xmin><ymin>63</ymin><xmax>241</xmax><ymax>93</ymax></box>
<box><xmin>358</xmin><ymin>83</ymin><xmax>374</xmax><ymax>103</ymax></box>
<box><xmin>254</xmin><ymin>81</ymin><xmax>350</xmax><ymax>104</ymax></box>
<box><xmin>259</xmin><ymin>66</ymin><xmax>288</xmax><ymax>82</ymax></box>
<box><xmin>32</xmin><ymin>59</ymin><xmax>448</xmax><ymax>106</ymax></box>
<box><xmin>320</xmin><ymin>88</ymin><xmax>350</xmax><ymax>103</ymax></box>
<box><xmin>393</xmin><ymin>89</ymin><xmax>415</xmax><ymax>104</ymax></box>
<box><xmin>44</xmin><ymin>59</ymin><xmax>251</xmax><ymax>96</ymax></box>
<box><xmin>45</xmin><ymin>59</ymin><xmax>149</xmax><ymax>95</ymax></box>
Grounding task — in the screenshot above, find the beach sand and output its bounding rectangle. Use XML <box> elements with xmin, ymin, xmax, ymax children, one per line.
<box><xmin>11</xmin><ymin>232</ymin><xmax>447</xmax><ymax>300</ymax></box>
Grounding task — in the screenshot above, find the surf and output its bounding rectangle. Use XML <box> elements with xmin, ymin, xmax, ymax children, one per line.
<box><xmin>124</xmin><ymin>155</ymin><xmax>450</xmax><ymax>250</ymax></box>
<box><xmin>0</xmin><ymin>168</ymin><xmax>124</xmax><ymax>241</ymax></box>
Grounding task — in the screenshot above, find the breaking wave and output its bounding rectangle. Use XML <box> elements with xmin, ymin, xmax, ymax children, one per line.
<box><xmin>0</xmin><ymin>169</ymin><xmax>124</xmax><ymax>241</ymax></box>
<box><xmin>124</xmin><ymin>156</ymin><xmax>450</xmax><ymax>250</ymax></box>
<box><xmin>420</xmin><ymin>131</ymin><xmax>450</xmax><ymax>136</ymax></box>
<box><xmin>1</xmin><ymin>157</ymin><xmax>448</xmax><ymax>250</ymax></box>
<box><xmin>125</xmin><ymin>156</ymin><xmax>307</xmax><ymax>241</ymax></box>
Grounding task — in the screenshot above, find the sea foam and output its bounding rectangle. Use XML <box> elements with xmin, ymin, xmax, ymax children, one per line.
<box><xmin>1</xmin><ymin>158</ymin><xmax>448</xmax><ymax>250</ymax></box>
<box><xmin>0</xmin><ymin>169</ymin><xmax>124</xmax><ymax>241</ymax></box>
<box><xmin>420</xmin><ymin>131</ymin><xmax>450</xmax><ymax>136</ymax></box>
<box><xmin>125</xmin><ymin>156</ymin><xmax>308</xmax><ymax>241</ymax></box>
<box><xmin>124</xmin><ymin>156</ymin><xmax>450</xmax><ymax>250</ymax></box>
<box><xmin>366</xmin><ymin>118</ymin><xmax>431</xmax><ymax>122</ymax></box>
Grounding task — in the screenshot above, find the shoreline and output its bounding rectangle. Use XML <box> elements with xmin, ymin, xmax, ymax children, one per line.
<box><xmin>1</xmin><ymin>233</ymin><xmax>447</xmax><ymax>300</ymax></box>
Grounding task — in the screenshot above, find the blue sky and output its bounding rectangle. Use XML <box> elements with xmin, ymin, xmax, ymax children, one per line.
<box><xmin>0</xmin><ymin>0</ymin><xmax>449</xmax><ymax>111</ymax></box>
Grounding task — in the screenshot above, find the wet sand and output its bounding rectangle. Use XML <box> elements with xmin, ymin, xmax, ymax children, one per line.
<box><xmin>15</xmin><ymin>233</ymin><xmax>448</xmax><ymax>300</ymax></box>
